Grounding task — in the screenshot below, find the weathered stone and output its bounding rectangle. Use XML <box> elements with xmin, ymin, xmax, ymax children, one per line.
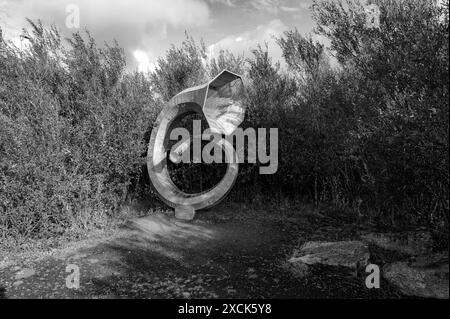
<box><xmin>69</xmin><ymin>253</ymin><xmax>88</xmax><ymax>260</ymax></box>
<box><xmin>175</xmin><ymin>206</ymin><xmax>196</xmax><ymax>221</ymax></box>
<box><xmin>383</xmin><ymin>253</ymin><xmax>449</xmax><ymax>299</ymax></box>
<box><xmin>15</xmin><ymin>268</ymin><xmax>35</xmax><ymax>280</ymax></box>
<box><xmin>288</xmin><ymin>241</ymin><xmax>370</xmax><ymax>275</ymax></box>
<box><xmin>413</xmin><ymin>252</ymin><xmax>449</xmax><ymax>269</ymax></box>
<box><xmin>361</xmin><ymin>231</ymin><xmax>432</xmax><ymax>256</ymax></box>
<box><xmin>286</xmin><ymin>260</ymin><xmax>309</xmax><ymax>278</ymax></box>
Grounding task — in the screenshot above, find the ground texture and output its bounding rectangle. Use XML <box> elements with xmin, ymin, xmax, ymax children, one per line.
<box><xmin>0</xmin><ymin>204</ymin><xmax>402</xmax><ymax>299</ymax></box>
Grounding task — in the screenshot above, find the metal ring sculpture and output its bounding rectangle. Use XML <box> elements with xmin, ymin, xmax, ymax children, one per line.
<box><xmin>147</xmin><ymin>70</ymin><xmax>245</xmax><ymax>213</ymax></box>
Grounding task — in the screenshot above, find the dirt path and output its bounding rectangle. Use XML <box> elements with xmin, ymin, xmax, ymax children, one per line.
<box><xmin>0</xmin><ymin>205</ymin><xmax>399</xmax><ymax>299</ymax></box>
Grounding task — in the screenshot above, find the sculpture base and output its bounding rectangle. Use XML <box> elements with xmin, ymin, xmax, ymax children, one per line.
<box><xmin>175</xmin><ymin>205</ymin><xmax>196</xmax><ymax>221</ymax></box>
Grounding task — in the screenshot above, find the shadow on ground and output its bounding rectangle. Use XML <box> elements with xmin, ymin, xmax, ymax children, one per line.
<box><xmin>0</xmin><ymin>204</ymin><xmax>402</xmax><ymax>299</ymax></box>
<box><xmin>81</xmin><ymin>211</ymin><xmax>305</xmax><ymax>298</ymax></box>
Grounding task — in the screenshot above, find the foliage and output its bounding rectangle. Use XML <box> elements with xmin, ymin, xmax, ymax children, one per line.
<box><xmin>0</xmin><ymin>0</ymin><xmax>448</xmax><ymax>243</ymax></box>
<box><xmin>207</xmin><ymin>49</ymin><xmax>246</xmax><ymax>78</ymax></box>
<box><xmin>150</xmin><ymin>33</ymin><xmax>208</xmax><ymax>102</ymax></box>
<box><xmin>0</xmin><ymin>21</ymin><xmax>155</xmax><ymax>241</ymax></box>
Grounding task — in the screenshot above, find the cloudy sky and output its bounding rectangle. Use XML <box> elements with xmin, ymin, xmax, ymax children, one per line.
<box><xmin>0</xmin><ymin>0</ymin><xmax>316</xmax><ymax>72</ymax></box>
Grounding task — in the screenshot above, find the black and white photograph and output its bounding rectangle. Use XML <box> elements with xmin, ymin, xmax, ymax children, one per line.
<box><xmin>0</xmin><ymin>0</ymin><xmax>448</xmax><ymax>309</ymax></box>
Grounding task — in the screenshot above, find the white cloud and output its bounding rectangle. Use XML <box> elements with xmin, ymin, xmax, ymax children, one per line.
<box><xmin>249</xmin><ymin>0</ymin><xmax>280</xmax><ymax>14</ymax></box>
<box><xmin>80</xmin><ymin>0</ymin><xmax>210</xmax><ymax>29</ymax></box>
<box><xmin>208</xmin><ymin>0</ymin><xmax>238</xmax><ymax>7</ymax></box>
<box><xmin>208</xmin><ymin>0</ymin><xmax>308</xmax><ymax>15</ymax></box>
<box><xmin>280</xmin><ymin>6</ymin><xmax>301</xmax><ymax>12</ymax></box>
<box><xmin>248</xmin><ymin>0</ymin><xmax>307</xmax><ymax>14</ymax></box>
<box><xmin>0</xmin><ymin>0</ymin><xmax>315</xmax><ymax>72</ymax></box>
<box><xmin>1</xmin><ymin>0</ymin><xmax>211</xmax><ymax>39</ymax></box>
<box><xmin>1</xmin><ymin>0</ymin><xmax>211</xmax><ymax>71</ymax></box>
<box><xmin>209</xmin><ymin>19</ymin><xmax>288</xmax><ymax>64</ymax></box>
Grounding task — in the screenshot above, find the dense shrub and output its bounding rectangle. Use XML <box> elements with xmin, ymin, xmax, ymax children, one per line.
<box><xmin>0</xmin><ymin>0</ymin><xmax>448</xmax><ymax>243</ymax></box>
<box><xmin>310</xmin><ymin>0</ymin><xmax>449</xmax><ymax>229</ymax></box>
<box><xmin>0</xmin><ymin>21</ymin><xmax>156</xmax><ymax>241</ymax></box>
